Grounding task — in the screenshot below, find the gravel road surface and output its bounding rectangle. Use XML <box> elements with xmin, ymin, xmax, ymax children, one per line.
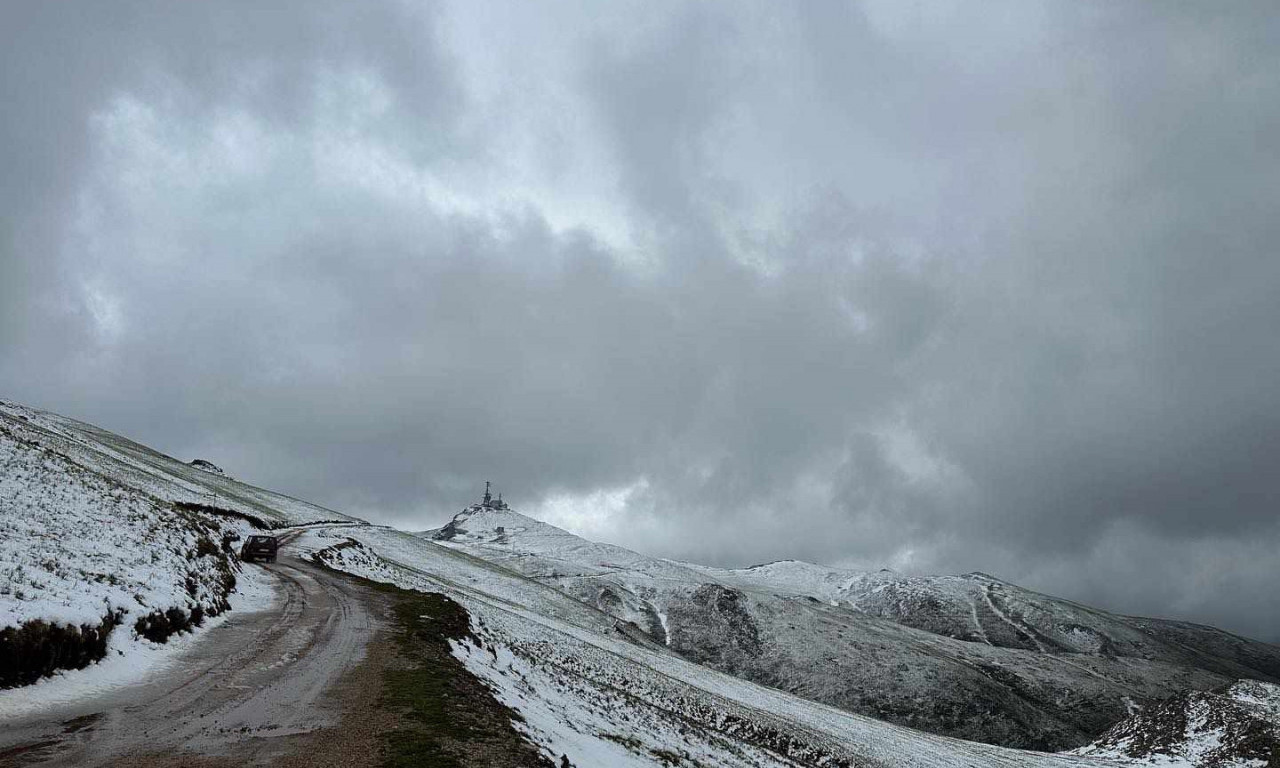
<box><xmin>0</xmin><ymin>547</ymin><xmax>387</xmax><ymax>767</ymax></box>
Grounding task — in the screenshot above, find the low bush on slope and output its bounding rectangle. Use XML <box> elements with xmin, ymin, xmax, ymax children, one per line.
<box><xmin>0</xmin><ymin>613</ymin><xmax>123</xmax><ymax>688</ymax></box>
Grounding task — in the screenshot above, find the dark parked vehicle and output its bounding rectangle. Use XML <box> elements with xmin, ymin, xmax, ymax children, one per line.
<box><xmin>240</xmin><ymin>535</ymin><xmax>278</xmax><ymax>563</ymax></box>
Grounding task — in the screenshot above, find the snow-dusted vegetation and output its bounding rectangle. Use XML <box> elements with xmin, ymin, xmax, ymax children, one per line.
<box><xmin>1073</xmin><ymin>680</ymin><xmax>1280</xmax><ymax>767</ymax></box>
<box><xmin>0</xmin><ymin>431</ymin><xmax>237</xmax><ymax>630</ymax></box>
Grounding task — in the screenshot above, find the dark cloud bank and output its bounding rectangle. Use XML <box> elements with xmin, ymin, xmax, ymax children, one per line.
<box><xmin>3</xmin><ymin>2</ymin><xmax>1279</xmax><ymax>640</ymax></box>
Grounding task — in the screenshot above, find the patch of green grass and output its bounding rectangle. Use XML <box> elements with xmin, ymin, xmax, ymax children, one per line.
<box><xmin>313</xmin><ymin>551</ymin><xmax>553</xmax><ymax>768</ymax></box>
<box><xmin>381</xmin><ymin>590</ymin><xmax>474</xmax><ymax>768</ymax></box>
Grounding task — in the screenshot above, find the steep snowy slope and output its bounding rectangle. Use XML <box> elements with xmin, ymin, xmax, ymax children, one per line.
<box><xmin>302</xmin><ymin>525</ymin><xmax>1102</xmax><ymax>768</ymax></box>
<box><xmin>0</xmin><ymin>398</ymin><xmax>356</xmax><ymax>688</ymax></box>
<box><xmin>1</xmin><ymin>422</ymin><xmax>238</xmax><ymax>628</ymax></box>
<box><xmin>1074</xmin><ymin>679</ymin><xmax>1280</xmax><ymax>766</ymax></box>
<box><xmin>0</xmin><ymin>400</ymin><xmax>357</xmax><ymax>527</ymax></box>
<box><xmin>426</xmin><ymin>504</ymin><xmax>1280</xmax><ymax>751</ymax></box>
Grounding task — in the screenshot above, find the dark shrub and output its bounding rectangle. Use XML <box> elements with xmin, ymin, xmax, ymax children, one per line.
<box><xmin>195</xmin><ymin>536</ymin><xmax>219</xmax><ymax>558</ymax></box>
<box><xmin>0</xmin><ymin>612</ymin><xmax>122</xmax><ymax>688</ymax></box>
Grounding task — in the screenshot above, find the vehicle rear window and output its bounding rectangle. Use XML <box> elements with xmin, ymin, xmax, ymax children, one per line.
<box><xmin>248</xmin><ymin>536</ymin><xmax>274</xmax><ymax>544</ymax></box>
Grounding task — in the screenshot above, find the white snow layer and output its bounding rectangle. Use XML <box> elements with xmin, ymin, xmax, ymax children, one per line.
<box><xmin>0</xmin><ymin>398</ymin><xmax>333</xmax><ymax>696</ymax></box>
<box><xmin>0</xmin><ymin>419</ymin><xmax>236</xmax><ymax>627</ymax></box>
<box><xmin>0</xmin><ymin>565</ymin><xmax>275</xmax><ymax>718</ymax></box>
<box><xmin>0</xmin><ymin>400</ymin><xmax>356</xmax><ymax>527</ymax></box>
<box><xmin>301</xmin><ymin>526</ymin><xmax>1101</xmax><ymax>768</ymax></box>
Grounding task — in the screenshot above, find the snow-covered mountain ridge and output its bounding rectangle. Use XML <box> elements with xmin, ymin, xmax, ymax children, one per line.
<box><xmin>426</xmin><ymin>503</ymin><xmax>1280</xmax><ymax>752</ymax></box>
<box><xmin>305</xmin><ymin>524</ymin><xmax>1102</xmax><ymax>767</ymax></box>
<box><xmin>6</xmin><ymin>398</ymin><xmax>1278</xmax><ymax>767</ymax></box>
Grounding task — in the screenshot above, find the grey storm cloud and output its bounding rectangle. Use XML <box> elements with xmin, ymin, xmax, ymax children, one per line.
<box><xmin>3</xmin><ymin>2</ymin><xmax>1280</xmax><ymax>641</ymax></box>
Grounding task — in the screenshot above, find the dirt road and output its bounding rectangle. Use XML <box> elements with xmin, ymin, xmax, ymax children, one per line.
<box><xmin>0</xmin><ymin>551</ymin><xmax>388</xmax><ymax>767</ymax></box>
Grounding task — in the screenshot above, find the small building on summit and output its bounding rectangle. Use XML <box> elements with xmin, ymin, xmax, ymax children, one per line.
<box><xmin>480</xmin><ymin>481</ymin><xmax>510</xmax><ymax>510</ymax></box>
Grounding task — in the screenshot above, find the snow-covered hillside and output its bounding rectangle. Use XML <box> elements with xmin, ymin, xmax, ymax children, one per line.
<box><xmin>303</xmin><ymin>525</ymin><xmax>1100</xmax><ymax>768</ymax></box>
<box><xmin>0</xmin><ymin>422</ymin><xmax>241</xmax><ymax>632</ymax></box>
<box><xmin>1074</xmin><ymin>679</ymin><xmax>1280</xmax><ymax>766</ymax></box>
<box><xmin>430</xmin><ymin>503</ymin><xmax>713</xmax><ymax>583</ymax></box>
<box><xmin>425</xmin><ymin>503</ymin><xmax>1280</xmax><ymax>751</ymax></box>
<box><xmin>0</xmin><ymin>400</ymin><xmax>357</xmax><ymax>528</ymax></box>
<box><xmin>7</xmin><ymin>398</ymin><xmax>1278</xmax><ymax>767</ymax></box>
<box><xmin>0</xmin><ymin>398</ymin><xmax>357</xmax><ymax>689</ymax></box>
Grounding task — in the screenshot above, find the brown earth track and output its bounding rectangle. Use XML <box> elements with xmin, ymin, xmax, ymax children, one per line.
<box><xmin>0</xmin><ymin>553</ymin><xmax>384</xmax><ymax>767</ymax></box>
<box><xmin>1</xmin><ymin>534</ymin><xmax>556</xmax><ymax>768</ymax></box>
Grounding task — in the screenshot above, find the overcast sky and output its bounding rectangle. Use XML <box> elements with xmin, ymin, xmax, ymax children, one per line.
<box><xmin>3</xmin><ymin>1</ymin><xmax>1279</xmax><ymax>641</ymax></box>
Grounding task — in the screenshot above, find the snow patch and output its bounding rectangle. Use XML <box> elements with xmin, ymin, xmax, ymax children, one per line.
<box><xmin>0</xmin><ymin>564</ymin><xmax>274</xmax><ymax>718</ymax></box>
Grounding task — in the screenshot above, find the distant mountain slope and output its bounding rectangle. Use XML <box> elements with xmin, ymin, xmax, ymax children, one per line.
<box><xmin>705</xmin><ymin>559</ymin><xmax>1280</xmax><ymax>684</ymax></box>
<box><xmin>1074</xmin><ymin>679</ymin><xmax>1280</xmax><ymax>766</ymax></box>
<box><xmin>0</xmin><ymin>400</ymin><xmax>358</xmax><ymax>527</ymax></box>
<box><xmin>303</xmin><ymin>524</ymin><xmax>1099</xmax><ymax>767</ymax></box>
<box><xmin>425</xmin><ymin>504</ymin><xmax>1280</xmax><ymax>751</ymax></box>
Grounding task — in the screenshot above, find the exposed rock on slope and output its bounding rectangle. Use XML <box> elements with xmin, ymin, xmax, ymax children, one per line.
<box><xmin>1074</xmin><ymin>679</ymin><xmax>1280</xmax><ymax>766</ymax></box>
<box><xmin>698</xmin><ymin>560</ymin><xmax>1280</xmax><ymax>683</ymax></box>
<box><xmin>9</xmin><ymin>398</ymin><xmax>1275</xmax><ymax>767</ymax></box>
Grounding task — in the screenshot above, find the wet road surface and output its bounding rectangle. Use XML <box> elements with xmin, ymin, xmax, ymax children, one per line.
<box><xmin>0</xmin><ymin>550</ymin><xmax>385</xmax><ymax>767</ymax></box>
